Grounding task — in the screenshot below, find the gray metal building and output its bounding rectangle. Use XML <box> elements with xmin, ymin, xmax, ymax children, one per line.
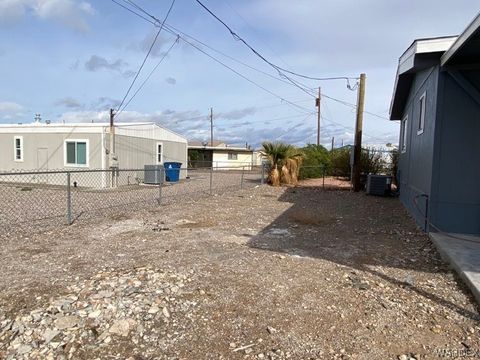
<box><xmin>390</xmin><ymin>14</ymin><xmax>480</xmax><ymax>235</ymax></box>
<box><xmin>0</xmin><ymin>121</ymin><xmax>187</xmax><ymax>187</ymax></box>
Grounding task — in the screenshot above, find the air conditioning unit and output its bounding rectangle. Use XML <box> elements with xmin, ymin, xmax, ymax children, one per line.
<box><xmin>366</xmin><ymin>174</ymin><xmax>392</xmax><ymax>196</ymax></box>
<box><xmin>144</xmin><ymin>165</ymin><xmax>164</xmax><ymax>184</ymax></box>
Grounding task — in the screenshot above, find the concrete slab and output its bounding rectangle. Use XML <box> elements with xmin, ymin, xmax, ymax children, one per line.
<box><xmin>430</xmin><ymin>232</ymin><xmax>480</xmax><ymax>305</ymax></box>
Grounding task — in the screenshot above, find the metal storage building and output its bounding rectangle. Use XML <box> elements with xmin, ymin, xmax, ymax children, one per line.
<box><xmin>0</xmin><ymin>121</ymin><xmax>187</xmax><ymax>187</ymax></box>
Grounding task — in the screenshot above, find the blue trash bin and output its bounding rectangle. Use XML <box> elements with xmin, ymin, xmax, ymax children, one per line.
<box><xmin>164</xmin><ymin>162</ymin><xmax>182</xmax><ymax>182</ymax></box>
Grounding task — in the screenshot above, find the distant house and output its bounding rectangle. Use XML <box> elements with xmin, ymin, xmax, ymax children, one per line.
<box><xmin>0</xmin><ymin>121</ymin><xmax>187</xmax><ymax>186</ymax></box>
<box><xmin>188</xmin><ymin>140</ymin><xmax>254</xmax><ymax>169</ymax></box>
<box><xmin>389</xmin><ymin>14</ymin><xmax>480</xmax><ymax>234</ymax></box>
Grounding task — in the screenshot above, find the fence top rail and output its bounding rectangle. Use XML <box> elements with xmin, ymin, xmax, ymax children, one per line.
<box><xmin>0</xmin><ymin>165</ymin><xmax>264</xmax><ymax>176</ymax></box>
<box><xmin>190</xmin><ymin>161</ymin><xmax>256</xmax><ymax>165</ymax></box>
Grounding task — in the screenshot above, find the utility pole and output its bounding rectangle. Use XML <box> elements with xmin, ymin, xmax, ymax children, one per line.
<box><xmin>352</xmin><ymin>73</ymin><xmax>366</xmax><ymax>192</ymax></box>
<box><xmin>316</xmin><ymin>87</ymin><xmax>321</xmax><ymax>146</ymax></box>
<box><xmin>210</xmin><ymin>107</ymin><xmax>214</xmax><ymax>147</ymax></box>
<box><xmin>331</xmin><ymin>137</ymin><xmax>335</xmax><ymax>151</ymax></box>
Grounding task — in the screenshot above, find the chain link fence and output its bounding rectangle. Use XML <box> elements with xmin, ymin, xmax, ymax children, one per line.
<box><xmin>0</xmin><ymin>165</ymin><xmax>265</xmax><ymax>236</ymax></box>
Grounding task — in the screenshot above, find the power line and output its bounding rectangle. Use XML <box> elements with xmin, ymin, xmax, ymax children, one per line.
<box><xmin>126</xmin><ymin>0</ymin><xmax>316</xmax><ymax>97</ymax></box>
<box><xmin>111</xmin><ymin>0</ymin><xmax>312</xmax><ymax>94</ymax></box>
<box><xmin>194</xmin><ymin>0</ymin><xmax>341</xmax><ymax>95</ymax></box>
<box><xmin>223</xmin><ymin>0</ymin><xmax>293</xmax><ymax>71</ymax></box>
<box><xmin>177</xmin><ymin>34</ymin><xmax>312</xmax><ymax>114</ymax></box>
<box><xmin>109</xmin><ymin>0</ymin><xmax>313</xmax><ymax>115</ymax></box>
<box><xmin>110</xmin><ymin>0</ymin><xmax>155</xmax><ymax>24</ymax></box>
<box><xmin>110</xmin><ymin>0</ymin><xmax>392</xmax><ymax>144</ymax></box>
<box><xmin>321</xmin><ymin>115</ymin><xmax>390</xmax><ymax>143</ymax></box>
<box><xmin>273</xmin><ymin>113</ymin><xmax>314</xmax><ymax>141</ymax></box>
<box><xmin>235</xmin><ymin>98</ymin><xmax>312</xmax><ymax>112</ymax></box>
<box><xmin>162</xmin><ymin>23</ymin><xmax>315</xmax><ymax>97</ymax></box>
<box><xmin>224</xmin><ymin>112</ymin><xmax>316</xmax><ymax>126</ymax></box>
<box><xmin>322</xmin><ymin>93</ymin><xmax>390</xmax><ymax>121</ymax></box>
<box><xmin>117</xmin><ymin>36</ymin><xmax>179</xmax><ymax>118</ymax></box>
<box><xmin>194</xmin><ymin>0</ymin><xmax>358</xmax><ymax>82</ymax></box>
<box><xmin>117</xmin><ymin>0</ymin><xmax>348</xmax><ymax>95</ymax></box>
<box><xmin>115</xmin><ymin>0</ymin><xmax>176</xmax><ymax>114</ymax></box>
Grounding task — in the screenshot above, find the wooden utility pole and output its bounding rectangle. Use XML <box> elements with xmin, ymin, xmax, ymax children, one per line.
<box><xmin>331</xmin><ymin>137</ymin><xmax>335</xmax><ymax>151</ymax></box>
<box><xmin>210</xmin><ymin>107</ymin><xmax>213</xmax><ymax>147</ymax></box>
<box><xmin>316</xmin><ymin>87</ymin><xmax>321</xmax><ymax>146</ymax></box>
<box><xmin>352</xmin><ymin>73</ymin><xmax>366</xmax><ymax>192</ymax></box>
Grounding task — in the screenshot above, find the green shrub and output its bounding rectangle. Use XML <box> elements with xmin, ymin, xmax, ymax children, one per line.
<box><xmin>330</xmin><ymin>147</ymin><xmax>352</xmax><ymax>178</ymax></box>
<box><xmin>299</xmin><ymin>144</ymin><xmax>331</xmax><ymax>179</ymax></box>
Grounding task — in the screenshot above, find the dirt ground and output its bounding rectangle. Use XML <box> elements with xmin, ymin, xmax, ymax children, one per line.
<box><xmin>0</xmin><ymin>179</ymin><xmax>479</xmax><ymax>359</ymax></box>
<box><xmin>0</xmin><ymin>169</ymin><xmax>262</xmax><ymax>235</ymax></box>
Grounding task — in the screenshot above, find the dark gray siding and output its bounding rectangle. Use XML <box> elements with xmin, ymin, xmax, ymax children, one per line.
<box><xmin>429</xmin><ymin>70</ymin><xmax>480</xmax><ymax>234</ymax></box>
<box><xmin>398</xmin><ymin>67</ymin><xmax>439</xmax><ymax>230</ymax></box>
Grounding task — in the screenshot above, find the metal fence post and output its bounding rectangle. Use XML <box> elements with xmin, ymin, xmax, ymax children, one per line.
<box><xmin>261</xmin><ymin>163</ymin><xmax>265</xmax><ymax>185</ymax></box>
<box><xmin>66</xmin><ymin>172</ymin><xmax>72</xmax><ymax>225</ymax></box>
<box><xmin>241</xmin><ymin>166</ymin><xmax>245</xmax><ymax>189</ymax></box>
<box><xmin>157</xmin><ymin>168</ymin><xmax>163</xmax><ymax>205</ymax></box>
<box><xmin>209</xmin><ymin>166</ymin><xmax>213</xmax><ymax>195</ymax></box>
<box><xmin>322</xmin><ymin>165</ymin><xmax>325</xmax><ymax>189</ymax></box>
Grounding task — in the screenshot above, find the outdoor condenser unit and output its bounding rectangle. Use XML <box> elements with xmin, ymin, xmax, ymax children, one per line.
<box><xmin>144</xmin><ymin>165</ymin><xmax>164</xmax><ymax>185</ymax></box>
<box><xmin>366</xmin><ymin>174</ymin><xmax>392</xmax><ymax>196</ymax></box>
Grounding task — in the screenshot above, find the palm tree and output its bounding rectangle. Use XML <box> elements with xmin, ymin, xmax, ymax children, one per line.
<box><xmin>261</xmin><ymin>141</ymin><xmax>290</xmax><ymax>186</ymax></box>
<box><xmin>262</xmin><ymin>142</ymin><xmax>304</xmax><ymax>186</ymax></box>
<box><xmin>282</xmin><ymin>147</ymin><xmax>304</xmax><ymax>186</ymax></box>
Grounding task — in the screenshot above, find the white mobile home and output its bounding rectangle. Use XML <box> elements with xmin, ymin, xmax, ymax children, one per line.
<box><xmin>188</xmin><ymin>141</ymin><xmax>254</xmax><ymax>169</ymax></box>
<box><xmin>0</xmin><ymin>121</ymin><xmax>187</xmax><ymax>186</ymax></box>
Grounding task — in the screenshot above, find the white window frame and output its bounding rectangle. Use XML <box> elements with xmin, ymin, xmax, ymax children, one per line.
<box><xmin>64</xmin><ymin>139</ymin><xmax>89</xmax><ymax>167</ymax></box>
<box><xmin>13</xmin><ymin>136</ymin><xmax>23</xmax><ymax>162</ymax></box>
<box><xmin>417</xmin><ymin>91</ymin><xmax>426</xmax><ymax>135</ymax></box>
<box><xmin>401</xmin><ymin>116</ymin><xmax>408</xmax><ymax>153</ymax></box>
<box><xmin>156</xmin><ymin>142</ymin><xmax>163</xmax><ymax>164</ymax></box>
<box><xmin>228</xmin><ymin>152</ymin><xmax>238</xmax><ymax>160</ymax></box>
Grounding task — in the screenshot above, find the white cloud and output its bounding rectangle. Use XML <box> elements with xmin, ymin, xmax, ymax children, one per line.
<box><xmin>165</xmin><ymin>77</ymin><xmax>176</xmax><ymax>85</ymax></box>
<box><xmin>55</xmin><ymin>97</ymin><xmax>83</xmax><ymax>109</ymax></box>
<box><xmin>216</xmin><ymin>107</ymin><xmax>257</xmax><ymax>120</ymax></box>
<box><xmin>0</xmin><ymin>0</ymin><xmax>28</xmax><ymax>26</ymax></box>
<box><xmin>0</xmin><ymin>101</ymin><xmax>25</xmax><ymax>120</ymax></box>
<box><xmin>84</xmin><ymin>55</ymin><xmax>134</xmax><ymax>78</ymax></box>
<box><xmin>53</xmin><ymin>108</ymin><xmax>347</xmax><ymax>148</ymax></box>
<box><xmin>58</xmin><ymin>110</ymin><xmax>109</xmax><ymax>123</ymax></box>
<box><xmin>129</xmin><ymin>31</ymin><xmax>172</xmax><ymax>58</ymax></box>
<box><xmin>0</xmin><ymin>0</ymin><xmax>94</xmax><ymax>31</ymax></box>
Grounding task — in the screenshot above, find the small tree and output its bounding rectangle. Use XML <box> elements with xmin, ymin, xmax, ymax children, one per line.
<box><xmin>389</xmin><ymin>148</ymin><xmax>399</xmax><ymax>185</ymax></box>
<box><xmin>330</xmin><ymin>147</ymin><xmax>352</xmax><ymax>178</ymax></box>
<box><xmin>188</xmin><ymin>149</ymin><xmax>201</xmax><ymax>167</ymax></box>
<box><xmin>299</xmin><ymin>144</ymin><xmax>331</xmax><ymax>180</ymax></box>
<box><xmin>261</xmin><ymin>142</ymin><xmax>290</xmax><ymax>186</ymax></box>
<box><xmin>361</xmin><ymin>148</ymin><xmax>386</xmax><ymax>175</ymax></box>
<box><xmin>261</xmin><ymin>141</ymin><xmax>304</xmax><ymax>186</ymax></box>
<box><xmin>281</xmin><ymin>147</ymin><xmax>304</xmax><ymax>185</ymax></box>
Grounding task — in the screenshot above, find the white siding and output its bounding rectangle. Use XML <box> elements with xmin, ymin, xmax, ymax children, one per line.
<box><xmin>212</xmin><ymin>151</ymin><xmax>253</xmax><ymax>169</ymax></box>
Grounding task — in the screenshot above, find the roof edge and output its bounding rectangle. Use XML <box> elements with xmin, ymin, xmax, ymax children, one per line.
<box><xmin>441</xmin><ymin>12</ymin><xmax>480</xmax><ymax>66</ymax></box>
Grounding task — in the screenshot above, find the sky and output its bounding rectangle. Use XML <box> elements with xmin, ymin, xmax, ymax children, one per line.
<box><xmin>0</xmin><ymin>0</ymin><xmax>479</xmax><ymax>149</ymax></box>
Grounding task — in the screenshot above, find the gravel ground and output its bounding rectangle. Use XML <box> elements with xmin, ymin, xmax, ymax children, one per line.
<box><xmin>0</xmin><ymin>180</ymin><xmax>479</xmax><ymax>359</ymax></box>
<box><xmin>0</xmin><ymin>169</ymin><xmax>262</xmax><ymax>236</ymax></box>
